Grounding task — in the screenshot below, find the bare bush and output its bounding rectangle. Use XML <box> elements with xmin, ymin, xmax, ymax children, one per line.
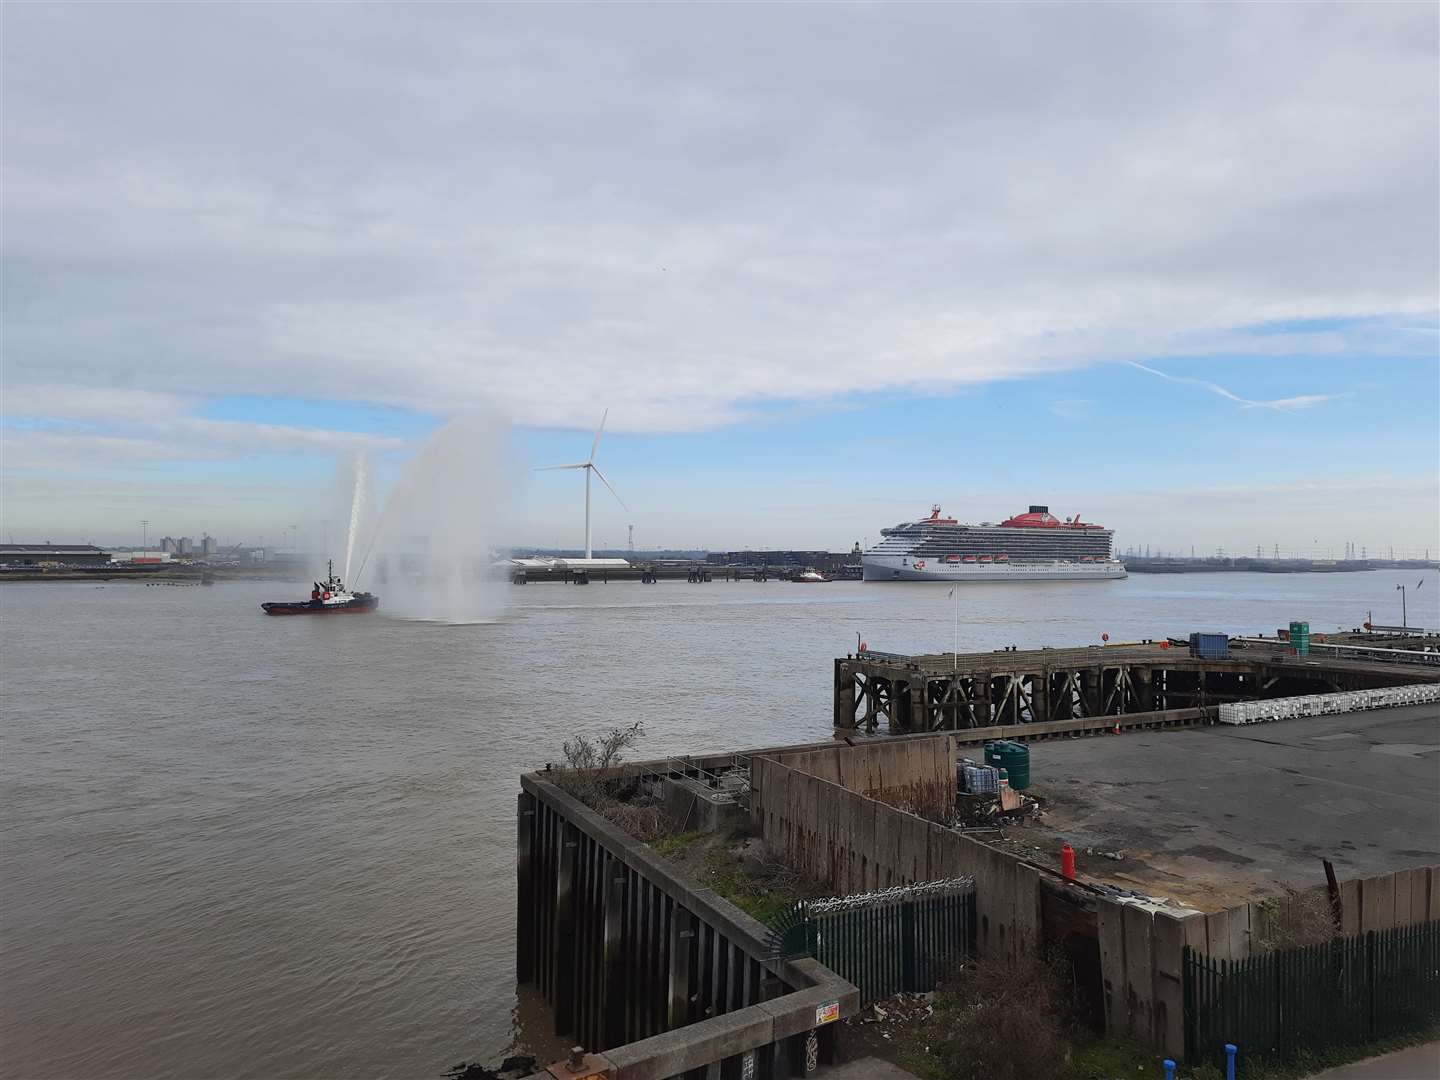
<box><xmin>746</xmin><ymin>847</ymin><xmax>832</xmax><ymax>903</ymax></box>
<box><xmin>1255</xmin><ymin>886</ymin><xmax>1336</xmax><ymax>951</ymax></box>
<box><xmin>930</xmin><ymin>950</ymin><xmax>1073</xmax><ymax>1080</ymax></box>
<box><xmin>553</xmin><ymin>721</ymin><xmax>646</xmax><ymax>803</ymax></box>
<box><xmin>549</xmin><ymin>722</ymin><xmax>671</xmax><ymax>841</ymax></box>
<box><xmin>599</xmin><ymin>799</ymin><xmax>669</xmax><ymax>843</ymax></box>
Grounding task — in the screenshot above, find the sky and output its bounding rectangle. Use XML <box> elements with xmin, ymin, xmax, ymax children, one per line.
<box><xmin>3</xmin><ymin>3</ymin><xmax>1437</xmax><ymax>556</ymax></box>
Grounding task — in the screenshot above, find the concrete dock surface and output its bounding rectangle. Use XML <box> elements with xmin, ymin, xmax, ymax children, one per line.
<box><xmin>1310</xmin><ymin>1041</ymin><xmax>1440</xmax><ymax>1079</ymax></box>
<box><xmin>822</xmin><ymin>1057</ymin><xmax>924</xmax><ymax>1079</ymax></box>
<box><xmin>991</xmin><ymin>702</ymin><xmax>1440</xmax><ymax>908</ymax></box>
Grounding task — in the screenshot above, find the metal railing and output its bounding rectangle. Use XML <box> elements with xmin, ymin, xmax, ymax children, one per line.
<box><xmin>1304</xmin><ymin>642</ymin><xmax>1440</xmax><ymax>665</ymax></box>
<box><xmin>855</xmin><ymin>649</ymin><xmax>914</xmax><ymax>663</ymax></box>
<box><xmin>765</xmin><ymin>879</ymin><xmax>976</xmax><ymax>1006</ymax></box>
<box><xmin>1183</xmin><ymin>923</ymin><xmax>1440</xmax><ymax>1069</ymax></box>
<box><xmin>628</xmin><ymin>755</ymin><xmax>753</xmax><ymax>806</ymax></box>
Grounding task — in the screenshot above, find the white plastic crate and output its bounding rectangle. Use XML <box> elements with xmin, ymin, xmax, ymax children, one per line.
<box><xmin>1218</xmin><ymin>683</ymin><xmax>1440</xmax><ymax>725</ymax></box>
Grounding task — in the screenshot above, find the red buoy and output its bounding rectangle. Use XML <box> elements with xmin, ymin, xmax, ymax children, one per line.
<box><xmin>1061</xmin><ymin>844</ymin><xmax>1076</xmax><ymax>881</ymax></box>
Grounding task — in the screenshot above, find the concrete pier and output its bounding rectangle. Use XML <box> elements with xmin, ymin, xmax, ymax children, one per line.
<box><xmin>834</xmin><ymin>638</ymin><xmax>1440</xmax><ymax>734</ymax></box>
<box><xmin>516</xmin><ymin>630</ymin><xmax>1440</xmax><ymax>1076</ymax></box>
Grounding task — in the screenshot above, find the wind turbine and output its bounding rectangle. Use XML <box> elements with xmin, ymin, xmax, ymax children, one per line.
<box><xmin>536</xmin><ymin>410</ymin><xmax>627</xmax><ymax>560</ymax></box>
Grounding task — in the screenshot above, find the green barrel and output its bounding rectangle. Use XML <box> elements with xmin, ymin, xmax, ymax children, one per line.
<box><xmin>984</xmin><ymin>739</ymin><xmax>1030</xmax><ymax>791</ymax></box>
<box><xmin>1290</xmin><ymin>620</ymin><xmax>1310</xmax><ymax>656</ymax></box>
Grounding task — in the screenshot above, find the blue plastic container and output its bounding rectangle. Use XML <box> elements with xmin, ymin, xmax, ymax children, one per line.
<box><xmin>1189</xmin><ymin>632</ymin><xmax>1230</xmax><ymax>660</ymax></box>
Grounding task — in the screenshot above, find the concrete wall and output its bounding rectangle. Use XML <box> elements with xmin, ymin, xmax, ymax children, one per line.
<box><xmin>1097</xmin><ymin>864</ymin><xmax>1440</xmax><ymax>1060</ymax></box>
<box><xmin>1183</xmin><ymin>864</ymin><xmax>1440</xmax><ymax>961</ymax></box>
<box><xmin>657</xmin><ymin>776</ymin><xmax>747</xmax><ymax>836</ymax></box>
<box><xmin>762</xmin><ymin>735</ymin><xmax>958</xmax><ymax>797</ymax></box>
<box><xmin>750</xmin><ymin>755</ymin><xmax>1039</xmax><ymax>960</ymax></box>
<box><xmin>1094</xmin><ymin>900</ymin><xmax>1191</xmax><ymax>1059</ymax></box>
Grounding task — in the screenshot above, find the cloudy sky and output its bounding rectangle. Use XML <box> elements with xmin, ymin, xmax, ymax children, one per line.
<box><xmin>3</xmin><ymin>2</ymin><xmax>1437</xmax><ymax>554</ymax></box>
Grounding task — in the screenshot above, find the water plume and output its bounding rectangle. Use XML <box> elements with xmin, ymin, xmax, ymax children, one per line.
<box><xmin>353</xmin><ymin>413</ymin><xmax>509</xmax><ymax>623</ymax></box>
<box><xmin>342</xmin><ymin>451</ymin><xmax>370</xmax><ymax>583</ymax></box>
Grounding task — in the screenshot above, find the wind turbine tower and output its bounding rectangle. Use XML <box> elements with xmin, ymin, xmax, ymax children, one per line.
<box><xmin>536</xmin><ymin>410</ymin><xmax>628</xmax><ymax>560</ymax></box>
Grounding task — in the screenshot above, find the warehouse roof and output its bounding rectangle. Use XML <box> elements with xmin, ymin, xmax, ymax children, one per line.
<box><xmin>0</xmin><ymin>544</ymin><xmax>109</xmax><ymax>556</ymax></box>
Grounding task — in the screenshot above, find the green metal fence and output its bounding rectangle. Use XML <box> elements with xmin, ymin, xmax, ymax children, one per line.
<box><xmin>1184</xmin><ymin>921</ymin><xmax>1440</xmax><ymax>1071</ymax></box>
<box><xmin>767</xmin><ymin>880</ymin><xmax>976</xmax><ymax>1006</ymax></box>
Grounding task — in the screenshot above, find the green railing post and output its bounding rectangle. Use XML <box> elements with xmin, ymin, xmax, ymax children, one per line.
<box><xmin>1274</xmin><ymin>947</ymin><xmax>1284</xmax><ymax>1064</ymax></box>
<box><xmin>1366</xmin><ymin>930</ymin><xmax>1376</xmax><ymax>1043</ymax></box>
<box><xmin>1182</xmin><ymin>946</ymin><xmax>1195</xmax><ymax>1063</ymax></box>
<box><xmin>900</xmin><ymin>898</ymin><xmax>917</xmax><ymax>993</ymax></box>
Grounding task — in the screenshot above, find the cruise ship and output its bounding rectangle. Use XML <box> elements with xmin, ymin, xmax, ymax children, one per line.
<box><xmin>862</xmin><ymin>505</ymin><xmax>1126</xmax><ymax>582</ymax></box>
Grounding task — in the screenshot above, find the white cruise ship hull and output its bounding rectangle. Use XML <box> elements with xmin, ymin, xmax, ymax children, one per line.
<box><xmin>863</xmin><ymin>556</ymin><xmax>1126</xmax><ymax>582</ymax></box>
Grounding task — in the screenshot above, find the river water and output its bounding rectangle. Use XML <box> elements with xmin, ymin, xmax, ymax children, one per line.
<box><xmin>2</xmin><ymin>571</ymin><xmax>1435</xmax><ymax>1079</ymax></box>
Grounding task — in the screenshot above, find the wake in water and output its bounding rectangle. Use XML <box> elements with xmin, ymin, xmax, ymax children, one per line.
<box><xmin>347</xmin><ymin>414</ymin><xmax>510</xmax><ymax>623</ymax></box>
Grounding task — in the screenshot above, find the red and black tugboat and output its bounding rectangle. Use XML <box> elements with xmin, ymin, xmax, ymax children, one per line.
<box><xmin>261</xmin><ymin>561</ymin><xmax>379</xmax><ymax>616</ymax></box>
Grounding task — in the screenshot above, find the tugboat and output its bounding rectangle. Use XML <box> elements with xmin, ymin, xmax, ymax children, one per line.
<box><xmin>261</xmin><ymin>561</ymin><xmax>379</xmax><ymax>616</ymax></box>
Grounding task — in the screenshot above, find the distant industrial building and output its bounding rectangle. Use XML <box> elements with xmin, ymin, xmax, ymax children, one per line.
<box><xmin>0</xmin><ymin>544</ymin><xmax>112</xmax><ymax>567</ymax></box>
<box><xmin>705</xmin><ymin>546</ymin><xmax>862</xmax><ymax>575</ymax></box>
<box><xmin>154</xmin><ymin>535</ymin><xmax>216</xmax><ymax>558</ymax></box>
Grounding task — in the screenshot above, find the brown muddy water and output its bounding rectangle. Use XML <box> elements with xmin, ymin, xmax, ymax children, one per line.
<box><xmin>2</xmin><ymin>572</ymin><xmax>1431</xmax><ymax>1078</ymax></box>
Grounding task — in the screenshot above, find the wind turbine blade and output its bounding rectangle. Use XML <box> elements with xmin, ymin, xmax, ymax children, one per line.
<box><xmin>534</xmin><ymin>462</ymin><xmax>590</xmax><ymax>471</ymax></box>
<box><xmin>589</xmin><ymin>409</ymin><xmax>608</xmax><ymax>463</ymax></box>
<box><xmin>590</xmin><ymin>464</ymin><xmax>628</xmax><ymax>511</ymax></box>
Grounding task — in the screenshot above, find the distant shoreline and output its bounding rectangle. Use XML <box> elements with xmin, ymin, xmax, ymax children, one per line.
<box><xmin>0</xmin><ymin>567</ymin><xmax>307</xmax><ymax>584</ymax></box>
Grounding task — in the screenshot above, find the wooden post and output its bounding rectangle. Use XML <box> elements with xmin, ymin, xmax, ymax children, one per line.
<box><xmin>1135</xmin><ymin>667</ymin><xmax>1155</xmax><ymax>712</ymax></box>
<box><xmin>516</xmin><ymin>792</ymin><xmax>535</xmax><ymax>983</ymax></box>
<box><xmin>554</xmin><ymin>822</ymin><xmax>579</xmax><ymax>1036</ymax></box>
<box><xmin>901</xmin><ymin>897</ymin><xmax>917</xmax><ymax>992</ymax></box>
<box><xmin>668</xmin><ymin>907</ymin><xmax>694</xmax><ymax>1030</ymax></box>
<box><xmin>603</xmin><ymin>869</ymin><xmax>628</xmax><ymax>1047</ymax></box>
<box><xmin>834</xmin><ymin>660</ymin><xmax>856</xmax><ymax>729</ymax></box>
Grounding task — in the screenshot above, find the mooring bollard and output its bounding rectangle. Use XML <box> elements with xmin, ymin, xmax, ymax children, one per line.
<box><xmin>1163</xmin><ymin>1060</ymin><xmax>1175</xmax><ymax>1080</ymax></box>
<box><xmin>1225</xmin><ymin>1043</ymin><xmax>1238</xmax><ymax>1080</ymax></box>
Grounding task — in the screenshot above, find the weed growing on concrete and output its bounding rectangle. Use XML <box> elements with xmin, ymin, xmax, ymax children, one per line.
<box><xmin>701</xmin><ymin>845</ymin><xmax>796</xmax><ymax>924</ymax></box>
<box><xmin>1253</xmin><ymin>886</ymin><xmax>1335</xmax><ymax>952</ymax></box>
<box><xmin>652</xmin><ymin>831</ymin><xmax>705</xmax><ymax>859</ymax></box>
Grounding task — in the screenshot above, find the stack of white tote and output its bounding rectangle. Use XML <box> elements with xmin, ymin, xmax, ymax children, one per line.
<box><xmin>1217</xmin><ymin>683</ymin><xmax>1440</xmax><ymax>725</ymax></box>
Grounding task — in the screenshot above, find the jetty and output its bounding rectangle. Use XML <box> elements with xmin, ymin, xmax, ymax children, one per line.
<box><xmin>513</xmin><ymin>630</ymin><xmax>1440</xmax><ymax>1079</ymax></box>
